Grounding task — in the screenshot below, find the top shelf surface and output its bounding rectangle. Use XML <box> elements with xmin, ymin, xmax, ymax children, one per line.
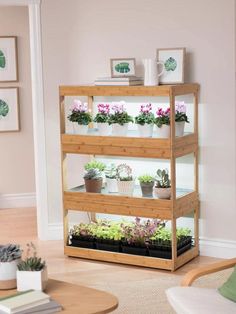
<box><xmin>59</xmin><ymin>84</ymin><xmax>200</xmax><ymax>97</ymax></box>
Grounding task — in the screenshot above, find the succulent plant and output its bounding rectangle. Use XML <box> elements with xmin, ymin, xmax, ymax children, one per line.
<box><xmin>84</xmin><ymin>159</ymin><xmax>106</xmax><ymax>172</ymax></box>
<box><xmin>83</xmin><ymin>169</ymin><xmax>102</xmax><ymax>180</ymax></box>
<box><xmin>138</xmin><ymin>174</ymin><xmax>155</xmax><ymax>183</ymax></box>
<box><xmin>105</xmin><ymin>163</ymin><xmax>117</xmax><ymax>179</ymax></box>
<box><xmin>155</xmin><ymin>169</ymin><xmax>171</xmax><ymax>188</ymax></box>
<box><xmin>17</xmin><ymin>242</ymin><xmax>46</xmax><ymax>271</ymax></box>
<box><xmin>0</xmin><ymin>244</ymin><xmax>21</xmax><ymax>262</ymax></box>
<box><xmin>116</xmin><ymin>163</ymin><xmax>133</xmax><ymax>181</ymax></box>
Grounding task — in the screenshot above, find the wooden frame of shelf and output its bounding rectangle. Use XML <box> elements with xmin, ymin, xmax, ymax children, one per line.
<box><xmin>60</xmin><ymin>84</ymin><xmax>200</xmax><ymax>271</ymax></box>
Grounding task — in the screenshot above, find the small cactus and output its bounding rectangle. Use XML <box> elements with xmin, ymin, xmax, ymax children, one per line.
<box><xmin>0</xmin><ymin>244</ymin><xmax>21</xmax><ymax>262</ymax></box>
<box><xmin>17</xmin><ymin>242</ymin><xmax>46</xmax><ymax>271</ymax></box>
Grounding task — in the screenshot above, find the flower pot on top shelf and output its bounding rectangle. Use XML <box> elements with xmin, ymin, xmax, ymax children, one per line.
<box><xmin>138</xmin><ymin>174</ymin><xmax>155</xmax><ymax>197</ymax></box>
<box><xmin>154</xmin><ymin>169</ymin><xmax>171</xmax><ymax>199</ymax></box>
<box><xmin>109</xmin><ymin>101</ymin><xmax>133</xmax><ymax>137</ymax></box>
<box><xmin>94</xmin><ymin>103</ymin><xmax>111</xmax><ymax>136</ymax></box>
<box><xmin>135</xmin><ymin>103</ymin><xmax>155</xmax><ymax>138</ymax></box>
<box><xmin>67</xmin><ymin>99</ymin><xmax>92</xmax><ymax>135</ymax></box>
<box><xmin>116</xmin><ymin>163</ymin><xmax>134</xmax><ymax>195</ymax></box>
<box><xmin>83</xmin><ymin>160</ymin><xmax>106</xmax><ymax>193</ymax></box>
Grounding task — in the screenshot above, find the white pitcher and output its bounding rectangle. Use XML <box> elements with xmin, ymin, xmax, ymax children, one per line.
<box><xmin>143</xmin><ymin>58</ymin><xmax>165</xmax><ymax>86</ymax></box>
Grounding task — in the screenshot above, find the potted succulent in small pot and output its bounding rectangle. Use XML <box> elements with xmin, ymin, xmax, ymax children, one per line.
<box><xmin>138</xmin><ymin>174</ymin><xmax>155</xmax><ymax>197</ymax></box>
<box><xmin>69</xmin><ymin>222</ymin><xmax>97</xmax><ymax>249</ymax></box>
<box><xmin>95</xmin><ymin>220</ymin><xmax>123</xmax><ymax>252</ymax></box>
<box><xmin>175</xmin><ymin>101</ymin><xmax>189</xmax><ymax>137</ymax></box>
<box><xmin>135</xmin><ymin>103</ymin><xmax>155</xmax><ymax>137</ymax></box>
<box><xmin>17</xmin><ymin>242</ymin><xmax>47</xmax><ymax>291</ymax></box>
<box><xmin>109</xmin><ymin>101</ymin><xmax>133</xmax><ymax>136</ymax></box>
<box><xmin>105</xmin><ymin>163</ymin><xmax>118</xmax><ymax>193</ymax></box>
<box><xmin>67</xmin><ymin>99</ymin><xmax>92</xmax><ymax>135</ymax></box>
<box><xmin>84</xmin><ymin>160</ymin><xmax>106</xmax><ymax>193</ymax></box>
<box><xmin>155</xmin><ymin>107</ymin><xmax>170</xmax><ymax>138</ymax></box>
<box><xmin>94</xmin><ymin>103</ymin><xmax>111</xmax><ymax>136</ymax></box>
<box><xmin>116</xmin><ymin>163</ymin><xmax>135</xmax><ymax>195</ymax></box>
<box><xmin>154</xmin><ymin>169</ymin><xmax>171</xmax><ymax>199</ymax></box>
<box><xmin>0</xmin><ymin>244</ymin><xmax>21</xmax><ymax>290</ymax></box>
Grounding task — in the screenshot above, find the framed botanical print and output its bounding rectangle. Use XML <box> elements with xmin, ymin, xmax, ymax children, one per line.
<box><xmin>0</xmin><ymin>36</ymin><xmax>18</xmax><ymax>82</ymax></box>
<box><xmin>0</xmin><ymin>87</ymin><xmax>20</xmax><ymax>132</ymax></box>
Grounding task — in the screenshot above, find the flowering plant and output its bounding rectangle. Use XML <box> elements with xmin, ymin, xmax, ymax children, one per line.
<box><xmin>108</xmin><ymin>101</ymin><xmax>133</xmax><ymax>125</ymax></box>
<box><xmin>155</xmin><ymin>107</ymin><xmax>170</xmax><ymax>128</ymax></box>
<box><xmin>93</xmin><ymin>104</ymin><xmax>110</xmax><ymax>123</ymax></box>
<box><xmin>175</xmin><ymin>101</ymin><xmax>189</xmax><ymax>123</ymax></box>
<box><xmin>67</xmin><ymin>100</ymin><xmax>92</xmax><ymax>125</ymax></box>
<box><xmin>116</xmin><ymin>163</ymin><xmax>133</xmax><ymax>181</ymax></box>
<box><xmin>134</xmin><ymin>104</ymin><xmax>155</xmax><ymax>125</ymax></box>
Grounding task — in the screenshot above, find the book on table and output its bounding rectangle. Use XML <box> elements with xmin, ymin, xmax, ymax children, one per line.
<box><xmin>94</xmin><ymin>76</ymin><xmax>144</xmax><ymax>86</ymax></box>
<box><xmin>0</xmin><ymin>300</ymin><xmax>62</xmax><ymax>314</ymax></box>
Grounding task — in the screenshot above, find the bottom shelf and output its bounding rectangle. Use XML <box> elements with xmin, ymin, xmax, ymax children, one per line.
<box><xmin>64</xmin><ymin>245</ymin><xmax>199</xmax><ymax>271</ymax></box>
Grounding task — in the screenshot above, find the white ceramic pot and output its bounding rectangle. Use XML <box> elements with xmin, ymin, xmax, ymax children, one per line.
<box><xmin>156</xmin><ymin>124</ymin><xmax>170</xmax><ymax>138</ymax></box>
<box><xmin>0</xmin><ymin>259</ymin><xmax>20</xmax><ymax>290</ymax></box>
<box><xmin>97</xmin><ymin>122</ymin><xmax>111</xmax><ymax>136</ymax></box>
<box><xmin>17</xmin><ymin>267</ymin><xmax>48</xmax><ymax>292</ymax></box>
<box><xmin>117</xmin><ymin>180</ymin><xmax>135</xmax><ymax>195</ymax></box>
<box><xmin>73</xmin><ymin>123</ymin><xmax>88</xmax><ymax>135</ymax></box>
<box><xmin>153</xmin><ymin>187</ymin><xmax>171</xmax><ymax>199</ymax></box>
<box><xmin>137</xmin><ymin>124</ymin><xmax>154</xmax><ymax>137</ymax></box>
<box><xmin>106</xmin><ymin>178</ymin><xmax>118</xmax><ymax>193</ymax></box>
<box><xmin>175</xmin><ymin>121</ymin><xmax>185</xmax><ymax>137</ymax></box>
<box><xmin>112</xmin><ymin>123</ymin><xmax>128</xmax><ymax>136</ymax></box>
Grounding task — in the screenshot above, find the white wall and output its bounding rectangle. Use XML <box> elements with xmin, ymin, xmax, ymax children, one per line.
<box><xmin>41</xmin><ymin>0</ymin><xmax>236</xmax><ymax>256</ymax></box>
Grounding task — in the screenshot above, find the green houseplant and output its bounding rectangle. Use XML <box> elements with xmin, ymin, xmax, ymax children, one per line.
<box><xmin>67</xmin><ymin>99</ymin><xmax>92</xmax><ymax>135</ymax></box>
<box><xmin>116</xmin><ymin>163</ymin><xmax>134</xmax><ymax>195</ymax></box>
<box><xmin>95</xmin><ymin>221</ymin><xmax>123</xmax><ymax>252</ymax></box>
<box><xmin>135</xmin><ymin>104</ymin><xmax>155</xmax><ymax>137</ymax></box>
<box><xmin>138</xmin><ymin>174</ymin><xmax>155</xmax><ymax>197</ymax></box>
<box><xmin>84</xmin><ymin>159</ymin><xmax>106</xmax><ymax>193</ymax></box>
<box><xmin>16</xmin><ymin>242</ymin><xmax>47</xmax><ymax>291</ymax></box>
<box><xmin>105</xmin><ymin>163</ymin><xmax>118</xmax><ymax>193</ymax></box>
<box><xmin>69</xmin><ymin>222</ymin><xmax>97</xmax><ymax>249</ymax></box>
<box><xmin>94</xmin><ymin>103</ymin><xmax>111</xmax><ymax>136</ymax></box>
<box><xmin>0</xmin><ymin>244</ymin><xmax>21</xmax><ymax>290</ymax></box>
<box><xmin>154</xmin><ymin>169</ymin><xmax>171</xmax><ymax>199</ymax></box>
<box><xmin>109</xmin><ymin>102</ymin><xmax>133</xmax><ymax>136</ymax></box>
<box><xmin>155</xmin><ymin>107</ymin><xmax>170</xmax><ymax>138</ymax></box>
<box><xmin>175</xmin><ymin>101</ymin><xmax>189</xmax><ymax>137</ymax></box>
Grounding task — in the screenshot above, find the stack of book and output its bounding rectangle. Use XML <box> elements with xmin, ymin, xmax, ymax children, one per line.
<box><xmin>94</xmin><ymin>76</ymin><xmax>143</xmax><ymax>86</ymax></box>
<box><xmin>0</xmin><ymin>290</ymin><xmax>62</xmax><ymax>314</ymax></box>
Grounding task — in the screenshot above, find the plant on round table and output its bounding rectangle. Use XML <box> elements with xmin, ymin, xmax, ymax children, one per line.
<box><xmin>17</xmin><ymin>242</ymin><xmax>45</xmax><ymax>271</ymax></box>
<box><xmin>134</xmin><ymin>104</ymin><xmax>155</xmax><ymax>125</ymax></box>
<box><xmin>67</xmin><ymin>99</ymin><xmax>92</xmax><ymax>125</ymax></box>
<box><xmin>109</xmin><ymin>102</ymin><xmax>133</xmax><ymax>125</ymax></box>
<box><xmin>0</xmin><ymin>244</ymin><xmax>21</xmax><ymax>263</ymax></box>
<box><xmin>93</xmin><ymin>104</ymin><xmax>110</xmax><ymax>123</ymax></box>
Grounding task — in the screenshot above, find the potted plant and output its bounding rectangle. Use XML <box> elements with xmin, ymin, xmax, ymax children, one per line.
<box><xmin>154</xmin><ymin>169</ymin><xmax>171</xmax><ymax>199</ymax></box>
<box><xmin>138</xmin><ymin>174</ymin><xmax>155</xmax><ymax>197</ymax></box>
<box><xmin>109</xmin><ymin>101</ymin><xmax>133</xmax><ymax>136</ymax></box>
<box><xmin>0</xmin><ymin>244</ymin><xmax>21</xmax><ymax>290</ymax></box>
<box><xmin>84</xmin><ymin>159</ymin><xmax>106</xmax><ymax>193</ymax></box>
<box><xmin>175</xmin><ymin>101</ymin><xmax>189</xmax><ymax>137</ymax></box>
<box><xmin>155</xmin><ymin>107</ymin><xmax>170</xmax><ymax>138</ymax></box>
<box><xmin>105</xmin><ymin>163</ymin><xmax>118</xmax><ymax>193</ymax></box>
<box><xmin>94</xmin><ymin>103</ymin><xmax>111</xmax><ymax>136</ymax></box>
<box><xmin>17</xmin><ymin>242</ymin><xmax>47</xmax><ymax>291</ymax></box>
<box><xmin>67</xmin><ymin>99</ymin><xmax>92</xmax><ymax>134</ymax></box>
<box><xmin>116</xmin><ymin>163</ymin><xmax>134</xmax><ymax>195</ymax></box>
<box><xmin>69</xmin><ymin>222</ymin><xmax>97</xmax><ymax>249</ymax></box>
<box><xmin>134</xmin><ymin>103</ymin><xmax>155</xmax><ymax>137</ymax></box>
<box><xmin>95</xmin><ymin>220</ymin><xmax>123</xmax><ymax>252</ymax></box>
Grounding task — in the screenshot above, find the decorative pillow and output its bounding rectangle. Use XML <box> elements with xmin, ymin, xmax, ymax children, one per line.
<box><xmin>218</xmin><ymin>265</ymin><xmax>236</xmax><ymax>302</ymax></box>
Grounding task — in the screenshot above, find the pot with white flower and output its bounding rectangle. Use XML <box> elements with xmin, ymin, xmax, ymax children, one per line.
<box><xmin>154</xmin><ymin>169</ymin><xmax>171</xmax><ymax>199</ymax></box>
<box><xmin>155</xmin><ymin>107</ymin><xmax>170</xmax><ymax>138</ymax></box>
<box><xmin>138</xmin><ymin>174</ymin><xmax>155</xmax><ymax>197</ymax></box>
<box><xmin>135</xmin><ymin>103</ymin><xmax>155</xmax><ymax>137</ymax></box>
<box><xmin>94</xmin><ymin>103</ymin><xmax>111</xmax><ymax>136</ymax></box>
<box><xmin>67</xmin><ymin>99</ymin><xmax>92</xmax><ymax>135</ymax></box>
<box><xmin>84</xmin><ymin>160</ymin><xmax>106</xmax><ymax>193</ymax></box>
<box><xmin>0</xmin><ymin>244</ymin><xmax>21</xmax><ymax>290</ymax></box>
<box><xmin>17</xmin><ymin>242</ymin><xmax>47</xmax><ymax>291</ymax></box>
<box><xmin>116</xmin><ymin>163</ymin><xmax>135</xmax><ymax>195</ymax></box>
<box><xmin>175</xmin><ymin>101</ymin><xmax>189</xmax><ymax>137</ymax></box>
<box><xmin>105</xmin><ymin>163</ymin><xmax>118</xmax><ymax>193</ymax></box>
<box><xmin>109</xmin><ymin>101</ymin><xmax>133</xmax><ymax>136</ymax></box>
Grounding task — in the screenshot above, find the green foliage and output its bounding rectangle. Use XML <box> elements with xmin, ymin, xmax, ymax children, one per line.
<box><xmin>67</xmin><ymin>111</ymin><xmax>92</xmax><ymax>125</ymax></box>
<box><xmin>0</xmin><ymin>50</ymin><xmax>6</xmax><ymax>68</ymax></box>
<box><xmin>70</xmin><ymin>222</ymin><xmax>97</xmax><ymax>238</ymax></box>
<box><xmin>83</xmin><ymin>169</ymin><xmax>102</xmax><ymax>180</ymax></box>
<box><xmin>155</xmin><ymin>169</ymin><xmax>171</xmax><ymax>188</ymax></box>
<box><xmin>150</xmin><ymin>227</ymin><xmax>192</xmax><ymax>245</ymax></box>
<box><xmin>116</xmin><ymin>163</ymin><xmax>133</xmax><ymax>181</ymax></box>
<box><xmin>0</xmin><ymin>99</ymin><xmax>9</xmax><ymax>117</ymax></box>
<box><xmin>108</xmin><ymin>111</ymin><xmax>133</xmax><ymax>125</ymax></box>
<box><xmin>164</xmin><ymin>57</ymin><xmax>177</xmax><ymax>72</ymax></box>
<box><xmin>84</xmin><ymin>160</ymin><xmax>106</xmax><ymax>172</ymax></box>
<box><xmin>94</xmin><ymin>113</ymin><xmax>110</xmax><ymax>123</ymax></box>
<box><xmin>105</xmin><ymin>163</ymin><xmax>117</xmax><ymax>179</ymax></box>
<box><xmin>95</xmin><ymin>222</ymin><xmax>123</xmax><ymax>241</ymax></box>
<box><xmin>138</xmin><ymin>174</ymin><xmax>154</xmax><ymax>183</ymax></box>
<box><xmin>0</xmin><ymin>244</ymin><xmax>21</xmax><ymax>262</ymax></box>
<box><xmin>175</xmin><ymin>111</ymin><xmax>189</xmax><ymax>123</ymax></box>
<box><xmin>17</xmin><ymin>242</ymin><xmax>46</xmax><ymax>271</ymax></box>
<box><xmin>135</xmin><ymin>112</ymin><xmax>155</xmax><ymax>125</ymax></box>
<box><xmin>114</xmin><ymin>62</ymin><xmax>130</xmax><ymax>73</ymax></box>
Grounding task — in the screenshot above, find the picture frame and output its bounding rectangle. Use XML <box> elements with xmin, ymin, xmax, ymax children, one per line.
<box><xmin>0</xmin><ymin>87</ymin><xmax>20</xmax><ymax>132</ymax></box>
<box><xmin>0</xmin><ymin>36</ymin><xmax>18</xmax><ymax>82</ymax></box>
<box><xmin>110</xmin><ymin>58</ymin><xmax>136</xmax><ymax>77</ymax></box>
<box><xmin>157</xmin><ymin>48</ymin><xmax>186</xmax><ymax>84</ymax></box>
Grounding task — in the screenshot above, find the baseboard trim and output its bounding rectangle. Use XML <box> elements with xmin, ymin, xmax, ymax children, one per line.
<box><xmin>0</xmin><ymin>193</ymin><xmax>36</xmax><ymax>209</ymax></box>
<box><xmin>200</xmin><ymin>237</ymin><xmax>236</xmax><ymax>258</ymax></box>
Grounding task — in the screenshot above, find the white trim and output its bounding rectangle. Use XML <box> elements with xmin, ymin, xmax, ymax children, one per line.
<box><xmin>0</xmin><ymin>193</ymin><xmax>36</xmax><ymax>208</ymax></box>
<box><xmin>200</xmin><ymin>237</ymin><xmax>236</xmax><ymax>258</ymax></box>
<box><xmin>46</xmin><ymin>223</ymin><xmax>63</xmax><ymax>240</ymax></box>
<box><xmin>0</xmin><ymin>0</ymin><xmax>40</xmax><ymax>5</ymax></box>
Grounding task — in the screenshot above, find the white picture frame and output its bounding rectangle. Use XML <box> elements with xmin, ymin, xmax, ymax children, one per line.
<box><xmin>0</xmin><ymin>87</ymin><xmax>20</xmax><ymax>132</ymax></box>
<box><xmin>157</xmin><ymin>48</ymin><xmax>186</xmax><ymax>84</ymax></box>
<box><xmin>0</xmin><ymin>36</ymin><xmax>18</xmax><ymax>82</ymax></box>
<box><xmin>110</xmin><ymin>58</ymin><xmax>136</xmax><ymax>78</ymax></box>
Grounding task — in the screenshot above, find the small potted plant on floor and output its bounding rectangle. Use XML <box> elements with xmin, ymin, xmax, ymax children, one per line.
<box><xmin>84</xmin><ymin>159</ymin><xmax>106</xmax><ymax>193</ymax></box>
<box><xmin>154</xmin><ymin>169</ymin><xmax>171</xmax><ymax>199</ymax></box>
<box><xmin>0</xmin><ymin>244</ymin><xmax>21</xmax><ymax>290</ymax></box>
<box><xmin>17</xmin><ymin>242</ymin><xmax>47</xmax><ymax>291</ymax></box>
<box><xmin>135</xmin><ymin>103</ymin><xmax>155</xmax><ymax>137</ymax></box>
<box><xmin>95</xmin><ymin>220</ymin><xmax>123</xmax><ymax>252</ymax></box>
<box><xmin>138</xmin><ymin>174</ymin><xmax>155</xmax><ymax>197</ymax></box>
<box><xmin>109</xmin><ymin>101</ymin><xmax>133</xmax><ymax>136</ymax></box>
<box><xmin>155</xmin><ymin>107</ymin><xmax>170</xmax><ymax>138</ymax></box>
<box><xmin>105</xmin><ymin>163</ymin><xmax>118</xmax><ymax>193</ymax></box>
<box><xmin>175</xmin><ymin>101</ymin><xmax>189</xmax><ymax>137</ymax></box>
<box><xmin>69</xmin><ymin>222</ymin><xmax>97</xmax><ymax>249</ymax></box>
<box><xmin>67</xmin><ymin>99</ymin><xmax>92</xmax><ymax>134</ymax></box>
<box><xmin>94</xmin><ymin>103</ymin><xmax>111</xmax><ymax>136</ymax></box>
<box><xmin>116</xmin><ymin>163</ymin><xmax>135</xmax><ymax>195</ymax></box>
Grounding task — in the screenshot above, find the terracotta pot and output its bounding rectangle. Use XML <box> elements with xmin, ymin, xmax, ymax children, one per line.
<box><xmin>153</xmin><ymin>187</ymin><xmax>171</xmax><ymax>199</ymax></box>
<box><xmin>84</xmin><ymin>178</ymin><xmax>103</xmax><ymax>193</ymax></box>
<box><xmin>140</xmin><ymin>182</ymin><xmax>154</xmax><ymax>197</ymax></box>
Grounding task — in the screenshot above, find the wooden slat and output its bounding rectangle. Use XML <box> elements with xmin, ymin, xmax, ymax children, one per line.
<box><xmin>175</xmin><ymin>192</ymin><xmax>198</xmax><ymax>217</ymax></box>
<box><xmin>174</xmin><ymin>143</ymin><xmax>198</xmax><ymax>158</ymax></box>
<box><xmin>170</xmin><ymin>84</ymin><xmax>200</xmax><ymax>96</ymax></box>
<box><xmin>175</xmin><ymin>246</ymin><xmax>199</xmax><ymax>269</ymax></box>
<box><xmin>64</xmin><ymin>246</ymin><xmax>172</xmax><ymax>270</ymax></box>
